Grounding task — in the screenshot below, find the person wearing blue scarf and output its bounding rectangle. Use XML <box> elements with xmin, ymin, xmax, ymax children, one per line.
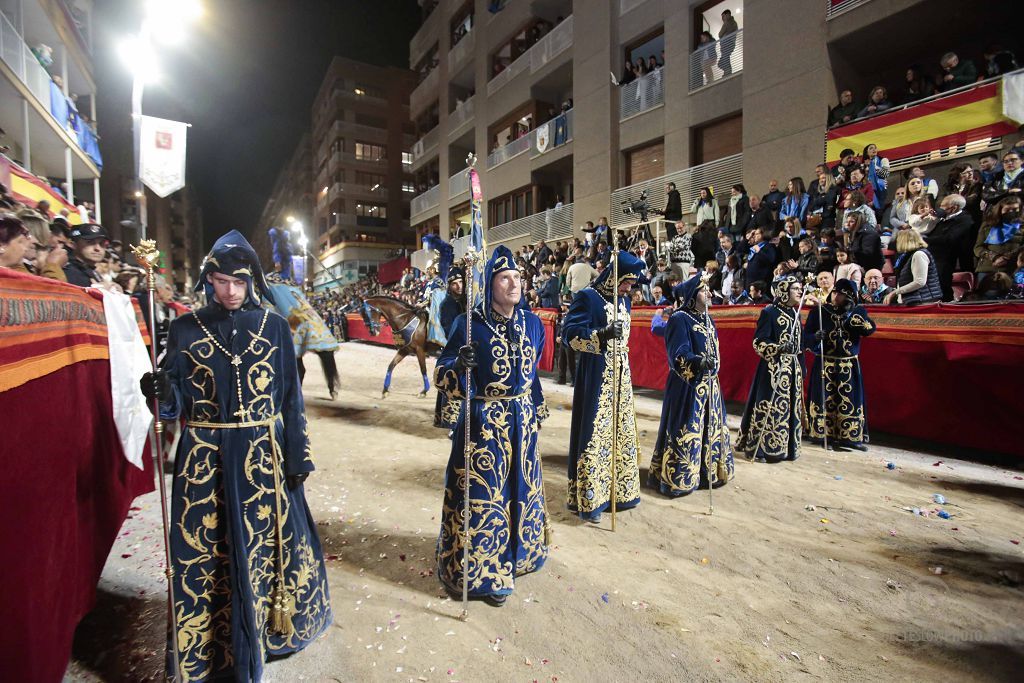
<box><xmin>433</xmin><ymin>246</ymin><xmax>550</xmax><ymax>606</ymax></box>
<box><xmin>649</xmin><ymin>271</ymin><xmax>734</xmax><ymax>495</ymax></box>
<box><xmin>563</xmin><ymin>250</ymin><xmax>646</xmax><ymax>523</ymax></box>
<box><xmin>974</xmin><ymin>196</ymin><xmax>1024</xmax><ymax>278</ymax></box>
<box><xmin>142</xmin><ymin>230</ymin><xmax>333</xmax><ymax>681</ymax></box>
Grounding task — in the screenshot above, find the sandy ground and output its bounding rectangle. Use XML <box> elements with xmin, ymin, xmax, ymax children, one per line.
<box><xmin>67</xmin><ymin>341</ymin><xmax>1024</xmax><ymax>682</ymax></box>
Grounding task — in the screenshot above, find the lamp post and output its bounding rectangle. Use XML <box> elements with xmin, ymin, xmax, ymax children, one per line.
<box><xmin>121</xmin><ymin>0</ymin><xmax>203</xmax><ymax>241</ymax></box>
<box><xmin>291</xmin><ymin>220</ymin><xmax>309</xmax><ymax>291</ymax></box>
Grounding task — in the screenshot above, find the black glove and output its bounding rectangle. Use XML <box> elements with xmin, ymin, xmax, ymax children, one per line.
<box><xmin>596</xmin><ymin>321</ymin><xmax>624</xmax><ymax>342</ymax></box>
<box><xmin>287</xmin><ymin>473</ymin><xmax>309</xmax><ymax>490</ymax></box>
<box><xmin>699</xmin><ymin>357</ymin><xmax>715</xmax><ymax>372</ymax></box>
<box><xmin>814</xmin><ymin>330</ymin><xmax>825</xmax><ymax>341</ymax></box>
<box><xmin>140</xmin><ymin>370</ymin><xmax>171</xmax><ymax>406</ymax></box>
<box><xmin>454</xmin><ymin>343</ymin><xmax>478</xmax><ymax>372</ymax></box>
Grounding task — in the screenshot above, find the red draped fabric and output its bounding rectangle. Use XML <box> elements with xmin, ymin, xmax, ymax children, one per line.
<box><xmin>348</xmin><ymin>303</ymin><xmax>1022</xmax><ymax>457</ymax></box>
<box><xmin>377</xmin><ymin>257</ymin><xmax>411</xmax><ymax>285</ymax></box>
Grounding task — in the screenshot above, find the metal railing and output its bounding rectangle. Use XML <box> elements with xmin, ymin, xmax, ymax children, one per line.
<box><xmin>448</xmin><ymin>96</ymin><xmax>475</xmax><ymax>135</ymax></box>
<box><xmin>487</xmin><ymin>203</ymin><xmax>575</xmax><ymax>246</ymax></box>
<box><xmin>411</xmin><ymin>184</ymin><xmax>440</xmax><ymax>216</ymax></box>
<box><xmin>826</xmin><ymin>0</ymin><xmax>875</xmax><ymax>19</ymax></box>
<box><xmin>447</xmin><ymin>28</ymin><xmax>474</xmax><ymax>73</ymax></box>
<box><xmin>609</xmin><ymin>153</ymin><xmax>744</xmax><ymax>228</ymax></box>
<box><xmin>620</xmin><ymin>67</ymin><xmax>665</xmax><ymax>121</ymax></box>
<box><xmin>486</xmin><ymin>132</ymin><xmax>532</xmax><ymax>169</ymax></box>
<box><xmin>330</xmin><ymin>182</ymin><xmax>390</xmax><ymax>201</ymax></box>
<box><xmin>688</xmin><ymin>29</ymin><xmax>744</xmax><ymax>92</ymax></box>
<box><xmin>410</xmin><ymin>67</ymin><xmax>440</xmax><ymax>114</ymax></box>
<box><xmin>528</xmin><ymin>108</ymin><xmax>573</xmax><ymax>158</ymax></box>
<box><xmin>487</xmin><ymin>48</ymin><xmax>530</xmax><ymax>97</ymax></box>
<box><xmin>411</xmin><ymin>125</ymin><xmax>439</xmax><ymax>164</ymax></box>
<box><xmin>449</xmin><ymin>168</ymin><xmax>470</xmax><ymax>199</ymax></box>
<box><xmin>530</xmin><ymin>15</ymin><xmax>573</xmax><ymax>74</ymax></box>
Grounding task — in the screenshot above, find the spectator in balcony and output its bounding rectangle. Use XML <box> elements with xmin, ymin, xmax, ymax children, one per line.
<box><xmin>862</xmin><ymin>144</ymin><xmax>890</xmax><ymax>213</ymax></box>
<box><xmin>926</xmin><ymin>194</ymin><xmax>973</xmax><ymax>301</ymax></box>
<box><xmin>727</xmin><ymin>184</ymin><xmax>751</xmax><ymax>237</ymax></box>
<box><xmin>745</xmin><ymin>227</ymin><xmax>776</xmax><ymax>287</ymax></box>
<box><xmin>938</xmin><ymin>52</ymin><xmax>977</xmax><ymax>92</ymax></box>
<box><xmin>901</xmin><ymin>65</ymin><xmax>936</xmax><ymax>104</ymax></box>
<box><xmin>762</xmin><ymin>180</ymin><xmax>785</xmax><ymax>218</ymax></box>
<box><xmin>840</xmin><ymin>168</ymin><xmax>875</xmax><ymax>213</ymax></box>
<box><xmin>818</xmin><ymin>228</ymin><xmax>838</xmax><ymax>274</ymax></box>
<box><xmin>63</xmin><ymin>222</ymin><xmax>108</xmax><ymax>287</ymax></box>
<box><xmin>689</xmin><ymin>187</ymin><xmax>720</xmax><ymax>226</ymax></box>
<box><xmin>537</xmin><ymin>266</ymin><xmax>560</xmax><ymax>308</ymax></box>
<box><xmin>716</xmin><ymin>233</ymin><xmax>739</xmax><ymax>268</ymax></box>
<box><xmin>908</xmin><ymin>197</ymin><xmax>938</xmax><ymax>235</ymax></box>
<box><xmin>718</xmin><ymin>9</ymin><xmax>739</xmax><ymax>76</ymax></box>
<box><xmin>857</xmin><ymin>86</ymin><xmax>893</xmax><ymax>119</ymax></box>
<box><xmin>978</xmin><ymin>153</ymin><xmax>1001</xmax><ymax>185</ymax></box>
<box><xmin>747</xmin><ymin>194</ymin><xmax>773</xmax><ymax>233</ymax></box>
<box><xmin>886</xmin><ymin>229</ymin><xmax>942</xmax><ymax>305</ymax></box>
<box><xmin>887</xmin><ymin>186</ymin><xmax>913</xmax><ymax>231</ymax></box>
<box><xmin>779</xmin><ymin>177</ymin><xmax>809</xmax><ymax>225</ymax></box>
<box><xmin>776</xmin><ymin>218</ymin><xmax>802</xmax><ymax>265</ymax></box>
<box><xmin>748</xmin><ymin>280</ymin><xmax>770</xmax><ymax>305</ymax></box>
<box><xmin>620</xmin><ymin>58</ymin><xmax>636</xmax><ymax>86</ymax></box>
<box><xmin>667</xmin><ymin>223</ymin><xmax>694</xmax><ymax>279</ymax></box>
<box><xmin>0</xmin><ymin>214</ymin><xmax>33</xmax><ymax>270</ymax></box>
<box><xmin>697</xmin><ymin>31</ymin><xmax>717</xmax><ymax>86</ymax></box>
<box><xmin>796</xmin><ymin>238</ymin><xmax>819</xmax><ymax>278</ymax></box>
<box><xmin>535</xmin><ymin>238</ymin><xmax>553</xmax><ymax>268</ymax></box>
<box><xmin>842</xmin><ymin>186</ymin><xmax>878</xmax><ymax>232</ymax></box>
<box><xmin>663</xmin><ymin>181</ymin><xmax>683</xmax><ymax>226</ymax></box>
<box><xmin>942</xmin><ymin>163</ymin><xmax>983</xmax><ymax>257</ymax></box>
<box><xmin>808</xmin><ymin>170</ymin><xmax>839</xmax><ymax>230</ymax></box>
<box><xmin>566</xmin><ymin>253</ymin><xmax>598</xmax><ymax>294</ymax></box>
<box><xmin>834</xmin><ymin>245</ymin><xmax>865</xmax><ymax>290</ymax></box>
<box><xmin>860</xmin><ymin>269</ymin><xmax>891</xmax><ymax>304</ymax></box>
<box><xmin>647</xmin><ymin>56</ymin><xmax>660</xmax><ymax>73</ymax></box>
<box><xmin>722</xmin><ymin>253</ymin><xmax>744</xmax><ymax>296</ymax></box>
<box><xmin>908</xmin><ymin>166</ymin><xmax>940</xmax><ymax>199</ymax></box>
<box><xmin>692</xmin><ymin>220</ymin><xmax>719</xmax><ymax>271</ymax></box>
<box><xmin>831</xmin><ymin>148</ymin><xmax>859</xmax><ymax>187</ymax></box>
<box><xmin>634</xmin><ymin>57</ymin><xmax>648</xmax><ymax>77</ymax></box>
<box><xmin>974</xmin><ymin>195</ymin><xmax>1023</xmax><ymax>281</ymax></box>
<box><xmin>829</xmin><ymin>90</ymin><xmax>858</xmax><ymax>128</ymax></box>
<box><xmin>847</xmin><ymin>208</ymin><xmax>883</xmax><ymax>272</ymax></box>
<box><xmin>982</xmin><ymin>150</ymin><xmax>1024</xmax><ymax>205</ymax></box>
<box><xmin>983</xmin><ymin>44</ymin><xmax>1019</xmax><ymax>78</ymax></box>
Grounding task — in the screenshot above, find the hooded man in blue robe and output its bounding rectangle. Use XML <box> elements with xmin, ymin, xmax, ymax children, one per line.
<box><xmin>141</xmin><ymin>230</ymin><xmax>332</xmax><ymax>681</ymax></box>
<box><xmin>433</xmin><ymin>246</ymin><xmax>550</xmax><ymax>606</ymax></box>
<box><xmin>736</xmin><ymin>275</ymin><xmax>806</xmax><ymax>463</ymax></box>
<box><xmin>562</xmin><ymin>250</ymin><xmax>645</xmax><ymax>523</ymax></box>
<box><xmin>649</xmin><ymin>271</ymin><xmax>735</xmax><ymax>496</ymax></box>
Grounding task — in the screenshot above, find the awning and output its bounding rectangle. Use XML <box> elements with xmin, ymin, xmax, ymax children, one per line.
<box><xmin>0</xmin><ymin>155</ymin><xmax>83</xmax><ymax>224</ymax></box>
<box><xmin>826</xmin><ymin>74</ymin><xmax>1022</xmax><ymax>166</ymax></box>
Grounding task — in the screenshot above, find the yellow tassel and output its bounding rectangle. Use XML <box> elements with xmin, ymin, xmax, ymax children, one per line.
<box><xmin>270</xmin><ymin>585</ymin><xmax>295</xmax><ymax>636</ymax></box>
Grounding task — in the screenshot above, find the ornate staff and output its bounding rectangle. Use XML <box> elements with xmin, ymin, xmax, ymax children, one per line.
<box><xmin>130</xmin><ymin>240</ymin><xmax>183</xmax><ymax>683</ymax></box>
<box><xmin>702</xmin><ymin>274</ymin><xmax>714</xmax><ymax>515</ymax></box>
<box><xmin>817</xmin><ymin>286</ymin><xmax>829</xmax><ymax>453</ymax></box>
<box><xmin>459</xmin><ymin>154</ymin><xmax>484</xmax><ymax>619</ymax></box>
<box><xmin>610</xmin><ymin>226</ymin><xmax>620</xmax><ymax>532</ymax></box>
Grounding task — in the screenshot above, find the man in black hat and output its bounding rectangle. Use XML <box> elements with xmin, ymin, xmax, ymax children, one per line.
<box><xmin>63</xmin><ymin>222</ymin><xmax>107</xmax><ymax>286</ymax></box>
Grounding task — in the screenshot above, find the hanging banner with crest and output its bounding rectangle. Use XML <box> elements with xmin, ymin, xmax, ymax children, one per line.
<box><xmin>139</xmin><ymin>115</ymin><xmax>189</xmax><ymax>198</ymax></box>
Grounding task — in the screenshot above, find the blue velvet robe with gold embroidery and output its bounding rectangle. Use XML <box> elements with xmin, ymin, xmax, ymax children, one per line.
<box><xmin>802</xmin><ymin>303</ymin><xmax>876</xmax><ymax>447</ymax></box>
<box><xmin>160</xmin><ymin>303</ymin><xmax>332</xmax><ymax>681</ymax></box>
<box><xmin>649</xmin><ymin>308</ymin><xmax>734</xmax><ymax>496</ymax></box>
<box><xmin>562</xmin><ymin>288</ymin><xmax>641</xmax><ymax>519</ymax></box>
<box><xmin>434</xmin><ymin>306</ymin><xmax>550</xmax><ymax>597</ymax></box>
<box><xmin>736</xmin><ymin>304</ymin><xmax>805</xmax><ymax>462</ymax></box>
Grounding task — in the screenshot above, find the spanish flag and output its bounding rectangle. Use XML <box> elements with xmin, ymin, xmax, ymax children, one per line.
<box><xmin>1</xmin><ymin>156</ymin><xmax>83</xmax><ymax>224</ymax></box>
<box><xmin>826</xmin><ymin>80</ymin><xmax>1019</xmax><ymax>165</ymax></box>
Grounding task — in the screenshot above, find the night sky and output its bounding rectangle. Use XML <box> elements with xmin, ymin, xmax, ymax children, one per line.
<box><xmin>95</xmin><ymin>0</ymin><xmax>420</xmax><ymax>248</ymax></box>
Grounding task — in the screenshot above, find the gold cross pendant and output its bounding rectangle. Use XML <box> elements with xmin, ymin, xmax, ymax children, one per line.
<box><xmin>231</xmin><ymin>355</ymin><xmax>242</xmax><ymax>367</ymax></box>
<box><xmin>234</xmin><ymin>407</ymin><xmax>250</xmax><ymax>420</ymax></box>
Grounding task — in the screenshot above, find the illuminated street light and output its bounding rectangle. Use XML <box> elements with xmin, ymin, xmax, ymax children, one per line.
<box><xmin>286</xmin><ymin>215</ymin><xmax>295</xmax><ymax>223</ymax></box>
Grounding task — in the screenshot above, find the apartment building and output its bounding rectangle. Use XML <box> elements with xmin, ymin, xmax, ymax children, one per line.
<box><xmin>407</xmin><ymin>0</ymin><xmax>1017</xmax><ymax>249</ymax></box>
<box><xmin>250</xmin><ymin>132</ymin><xmax>313</xmax><ymax>274</ymax></box>
<box><xmin>309</xmin><ymin>57</ymin><xmax>417</xmax><ymax>290</ymax></box>
<box><xmin>0</xmin><ymin>0</ymin><xmax>102</xmax><ymax>217</ymax></box>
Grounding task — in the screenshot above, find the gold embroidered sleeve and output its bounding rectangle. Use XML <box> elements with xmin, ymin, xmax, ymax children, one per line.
<box><xmin>434</xmin><ymin>363</ymin><xmax>466</xmax><ymax>400</ymax></box>
<box><xmin>568</xmin><ymin>329</ymin><xmax>601</xmax><ymax>354</ymax></box>
<box><xmin>753</xmin><ymin>339</ymin><xmax>782</xmax><ymax>359</ymax></box>
<box><xmin>846</xmin><ymin>313</ymin><xmax>874</xmax><ymax>333</ymax></box>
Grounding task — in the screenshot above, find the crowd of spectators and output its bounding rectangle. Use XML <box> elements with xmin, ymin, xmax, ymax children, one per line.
<box><xmin>828</xmin><ymin>47</ymin><xmax>1019</xmax><ymax>129</ymax></box>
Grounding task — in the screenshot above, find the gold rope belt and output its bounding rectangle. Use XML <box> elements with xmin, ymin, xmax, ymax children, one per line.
<box><xmin>822</xmin><ymin>354</ymin><xmax>858</xmax><ymax>360</ymax></box>
<box><xmin>184</xmin><ymin>413</ymin><xmax>295</xmax><ymax>636</ymax></box>
<box><xmin>472</xmin><ymin>387</ymin><xmax>531</xmax><ymax>402</ymax></box>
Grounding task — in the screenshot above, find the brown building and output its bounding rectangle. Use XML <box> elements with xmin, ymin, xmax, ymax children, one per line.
<box><xmin>407</xmin><ymin>0</ymin><xmax>1017</xmax><ymax>250</ymax></box>
<box><xmin>251</xmin><ymin>132</ymin><xmax>313</xmax><ymax>279</ymax></box>
<box><xmin>309</xmin><ymin>57</ymin><xmax>417</xmax><ymax>290</ymax></box>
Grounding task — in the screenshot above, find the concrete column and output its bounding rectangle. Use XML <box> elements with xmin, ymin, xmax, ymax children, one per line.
<box><xmin>21</xmin><ymin>99</ymin><xmax>31</xmax><ymax>173</ymax></box>
<box><xmin>93</xmin><ymin>177</ymin><xmax>101</xmax><ymax>222</ymax></box>
<box><xmin>60</xmin><ymin>44</ymin><xmax>69</xmax><ymax>97</ymax></box>
<box><xmin>571</xmin><ymin>2</ymin><xmax>619</xmax><ymax>233</ymax></box>
<box><xmin>662</xmin><ymin>3</ymin><xmax>694</xmax><ymax>169</ymax></box>
<box><xmin>64</xmin><ymin>147</ymin><xmax>74</xmax><ymax>204</ymax></box>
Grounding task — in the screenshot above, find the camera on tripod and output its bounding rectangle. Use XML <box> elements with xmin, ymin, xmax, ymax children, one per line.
<box><xmin>620</xmin><ymin>189</ymin><xmax>651</xmax><ymax>222</ymax></box>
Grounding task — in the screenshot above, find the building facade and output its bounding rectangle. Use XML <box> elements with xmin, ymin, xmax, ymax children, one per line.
<box><xmin>0</xmin><ymin>0</ymin><xmax>102</xmax><ymax>217</ymax></box>
<box><xmin>251</xmin><ymin>132</ymin><xmax>313</xmax><ymax>280</ymax></box>
<box><xmin>309</xmin><ymin>56</ymin><xmax>417</xmax><ymax>290</ymax></box>
<box><xmin>407</xmin><ymin>0</ymin><xmax>1017</xmax><ymax>249</ymax></box>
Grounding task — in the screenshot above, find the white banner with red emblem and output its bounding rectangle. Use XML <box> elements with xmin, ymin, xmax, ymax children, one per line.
<box><xmin>139</xmin><ymin>115</ymin><xmax>188</xmax><ymax>198</ymax></box>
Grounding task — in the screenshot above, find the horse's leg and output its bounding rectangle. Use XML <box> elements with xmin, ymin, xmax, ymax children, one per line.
<box><xmin>415</xmin><ymin>345</ymin><xmax>430</xmax><ymax>397</ymax></box>
<box><xmin>383</xmin><ymin>350</ymin><xmax>407</xmax><ymax>399</ymax></box>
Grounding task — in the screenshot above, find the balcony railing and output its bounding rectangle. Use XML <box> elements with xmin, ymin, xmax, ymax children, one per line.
<box><xmin>486</xmin><ymin>132</ymin><xmax>531</xmax><ymax>169</ymax></box>
<box><xmin>826</xmin><ymin>0</ymin><xmax>875</xmax><ymax>19</ymax></box>
<box><xmin>410</xmin><ymin>67</ymin><xmax>440</xmax><ymax>114</ymax></box>
<box><xmin>447</xmin><ymin>28</ymin><xmax>474</xmax><ymax>74</ymax></box>
<box><xmin>620</xmin><ymin>67</ymin><xmax>665</xmax><ymax>121</ymax></box>
<box><xmin>0</xmin><ymin>9</ymin><xmax>102</xmax><ymax>171</ymax></box>
<box><xmin>688</xmin><ymin>29</ymin><xmax>744</xmax><ymax>92</ymax></box>
<box><xmin>411</xmin><ymin>184</ymin><xmax>440</xmax><ymax>216</ymax></box>
<box><xmin>619</xmin><ymin>0</ymin><xmax>650</xmax><ymax>15</ymax></box>
<box><xmin>528</xmin><ymin>109</ymin><xmax>573</xmax><ymax>159</ymax></box>
<box><xmin>448</xmin><ymin>96</ymin><xmax>475</xmax><ymax>135</ymax></box>
<box><xmin>411</xmin><ymin>125</ymin><xmax>439</xmax><ymax>164</ymax></box>
<box><xmin>329</xmin><ymin>150</ymin><xmax>341</xmax><ymax>171</ymax></box>
<box><xmin>609</xmin><ymin>153</ymin><xmax>744</xmax><ymax>229</ymax></box>
<box><xmin>449</xmin><ymin>169</ymin><xmax>470</xmax><ymax>200</ymax></box>
<box><xmin>487</xmin><ymin>15</ymin><xmax>574</xmax><ymax>97</ymax></box>
<box><xmin>330</xmin><ymin>182</ymin><xmax>390</xmax><ymax>202</ymax></box>
<box><xmin>488</xmin><ymin>203</ymin><xmax>575</xmax><ymax>246</ymax></box>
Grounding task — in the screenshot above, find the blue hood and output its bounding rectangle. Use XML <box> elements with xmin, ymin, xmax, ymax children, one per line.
<box><xmin>195</xmin><ymin>230</ymin><xmax>275</xmax><ymax>307</ymax></box>
<box><xmin>592</xmin><ymin>249</ymin><xmax>648</xmax><ymax>297</ymax></box>
<box><xmin>673</xmin><ymin>270</ymin><xmax>709</xmax><ymax>310</ymax></box>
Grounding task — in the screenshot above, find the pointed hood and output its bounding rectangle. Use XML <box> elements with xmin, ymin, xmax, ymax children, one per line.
<box><xmin>772</xmin><ymin>274</ymin><xmax>801</xmax><ymax>306</ymax></box>
<box><xmin>592</xmin><ymin>249</ymin><xmax>648</xmax><ymax>297</ymax></box>
<box><xmin>195</xmin><ymin>230</ymin><xmax>275</xmax><ymax>307</ymax></box>
<box><xmin>673</xmin><ymin>270</ymin><xmax>710</xmax><ymax>310</ymax></box>
<box><xmin>480</xmin><ymin>245</ymin><xmax>524</xmax><ymax>322</ymax></box>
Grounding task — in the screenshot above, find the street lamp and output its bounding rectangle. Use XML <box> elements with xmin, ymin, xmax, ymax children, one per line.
<box><xmin>120</xmin><ymin>0</ymin><xmax>203</xmax><ymax>240</ymax></box>
<box><xmin>291</xmin><ymin>221</ymin><xmax>309</xmax><ymax>291</ymax></box>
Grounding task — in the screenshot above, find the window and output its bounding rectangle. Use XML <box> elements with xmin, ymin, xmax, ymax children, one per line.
<box><xmin>355</xmin><ymin>142</ymin><xmax>387</xmax><ymax>161</ymax></box>
<box><xmin>625</xmin><ymin>140</ymin><xmax>664</xmax><ymax>186</ymax></box>
<box><xmin>354</xmin><ymin>83</ymin><xmax>385</xmax><ymax>99</ymax></box>
<box><xmin>692</xmin><ymin>113</ymin><xmax>742</xmax><ymax>165</ymax></box>
<box><xmin>488</xmin><ymin>186</ymin><xmax>533</xmax><ymax>226</ymax></box>
<box><xmin>356</xmin><ymin>202</ymin><xmax>387</xmax><ymax>219</ymax></box>
<box><xmin>355</xmin><ymin>171</ymin><xmax>386</xmax><ymax>188</ymax></box>
<box><xmin>402</xmin><ymin>151</ymin><xmax>414</xmax><ymax>165</ymax></box>
<box><xmin>403</xmin><ymin>182</ymin><xmax>416</xmax><ymax>193</ymax></box>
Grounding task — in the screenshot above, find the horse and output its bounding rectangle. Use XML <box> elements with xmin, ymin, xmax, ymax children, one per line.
<box><xmin>364</xmin><ymin>296</ymin><xmax>442</xmax><ymax>399</ymax></box>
